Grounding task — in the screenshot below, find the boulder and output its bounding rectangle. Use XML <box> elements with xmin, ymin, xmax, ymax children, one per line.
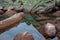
<box><xmin>13</xmin><ymin>32</ymin><xmax>34</xmax><ymax>40</ymax></box>
<box><xmin>39</xmin><ymin>23</ymin><xmax>56</xmax><ymax>38</ymax></box>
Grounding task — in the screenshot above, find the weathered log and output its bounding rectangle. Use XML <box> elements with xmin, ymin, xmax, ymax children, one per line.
<box><xmin>13</xmin><ymin>32</ymin><xmax>34</xmax><ymax>40</ymax></box>
<box><xmin>13</xmin><ymin>8</ymin><xmax>23</xmax><ymax>13</ymax></box>
<box><xmin>3</xmin><ymin>10</ymin><xmax>17</xmax><ymax>16</ymax></box>
<box><xmin>11</xmin><ymin>7</ymin><xmax>30</xmax><ymax>14</ymax></box>
<box><xmin>36</xmin><ymin>17</ymin><xmax>50</xmax><ymax>21</ymax></box>
<box><xmin>0</xmin><ymin>12</ymin><xmax>24</xmax><ymax>30</ymax></box>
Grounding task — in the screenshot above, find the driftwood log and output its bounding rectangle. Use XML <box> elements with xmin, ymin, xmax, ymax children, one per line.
<box><xmin>3</xmin><ymin>10</ymin><xmax>17</xmax><ymax>16</ymax></box>
<box><xmin>0</xmin><ymin>12</ymin><xmax>24</xmax><ymax>32</ymax></box>
<box><xmin>53</xmin><ymin>10</ymin><xmax>60</xmax><ymax>17</ymax></box>
<box><xmin>39</xmin><ymin>23</ymin><xmax>56</xmax><ymax>39</ymax></box>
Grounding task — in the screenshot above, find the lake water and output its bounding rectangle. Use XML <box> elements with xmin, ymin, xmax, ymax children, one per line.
<box><xmin>0</xmin><ymin>22</ymin><xmax>58</xmax><ymax>40</ymax></box>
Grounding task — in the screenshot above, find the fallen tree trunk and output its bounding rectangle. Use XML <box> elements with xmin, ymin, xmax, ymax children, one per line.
<box><xmin>0</xmin><ymin>12</ymin><xmax>24</xmax><ymax>31</ymax></box>
<box><xmin>3</xmin><ymin>10</ymin><xmax>17</xmax><ymax>16</ymax></box>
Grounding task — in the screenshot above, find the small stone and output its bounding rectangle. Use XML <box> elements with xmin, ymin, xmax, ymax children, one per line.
<box><xmin>13</xmin><ymin>32</ymin><xmax>34</xmax><ymax>40</ymax></box>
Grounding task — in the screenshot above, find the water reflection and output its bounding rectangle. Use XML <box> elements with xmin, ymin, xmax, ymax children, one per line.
<box><xmin>0</xmin><ymin>22</ymin><xmax>58</xmax><ymax>40</ymax></box>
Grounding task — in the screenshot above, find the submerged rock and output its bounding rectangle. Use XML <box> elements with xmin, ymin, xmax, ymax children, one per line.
<box><xmin>13</xmin><ymin>32</ymin><xmax>34</xmax><ymax>40</ymax></box>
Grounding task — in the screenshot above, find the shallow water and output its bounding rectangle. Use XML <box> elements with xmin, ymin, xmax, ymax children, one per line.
<box><xmin>0</xmin><ymin>22</ymin><xmax>58</xmax><ymax>40</ymax></box>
